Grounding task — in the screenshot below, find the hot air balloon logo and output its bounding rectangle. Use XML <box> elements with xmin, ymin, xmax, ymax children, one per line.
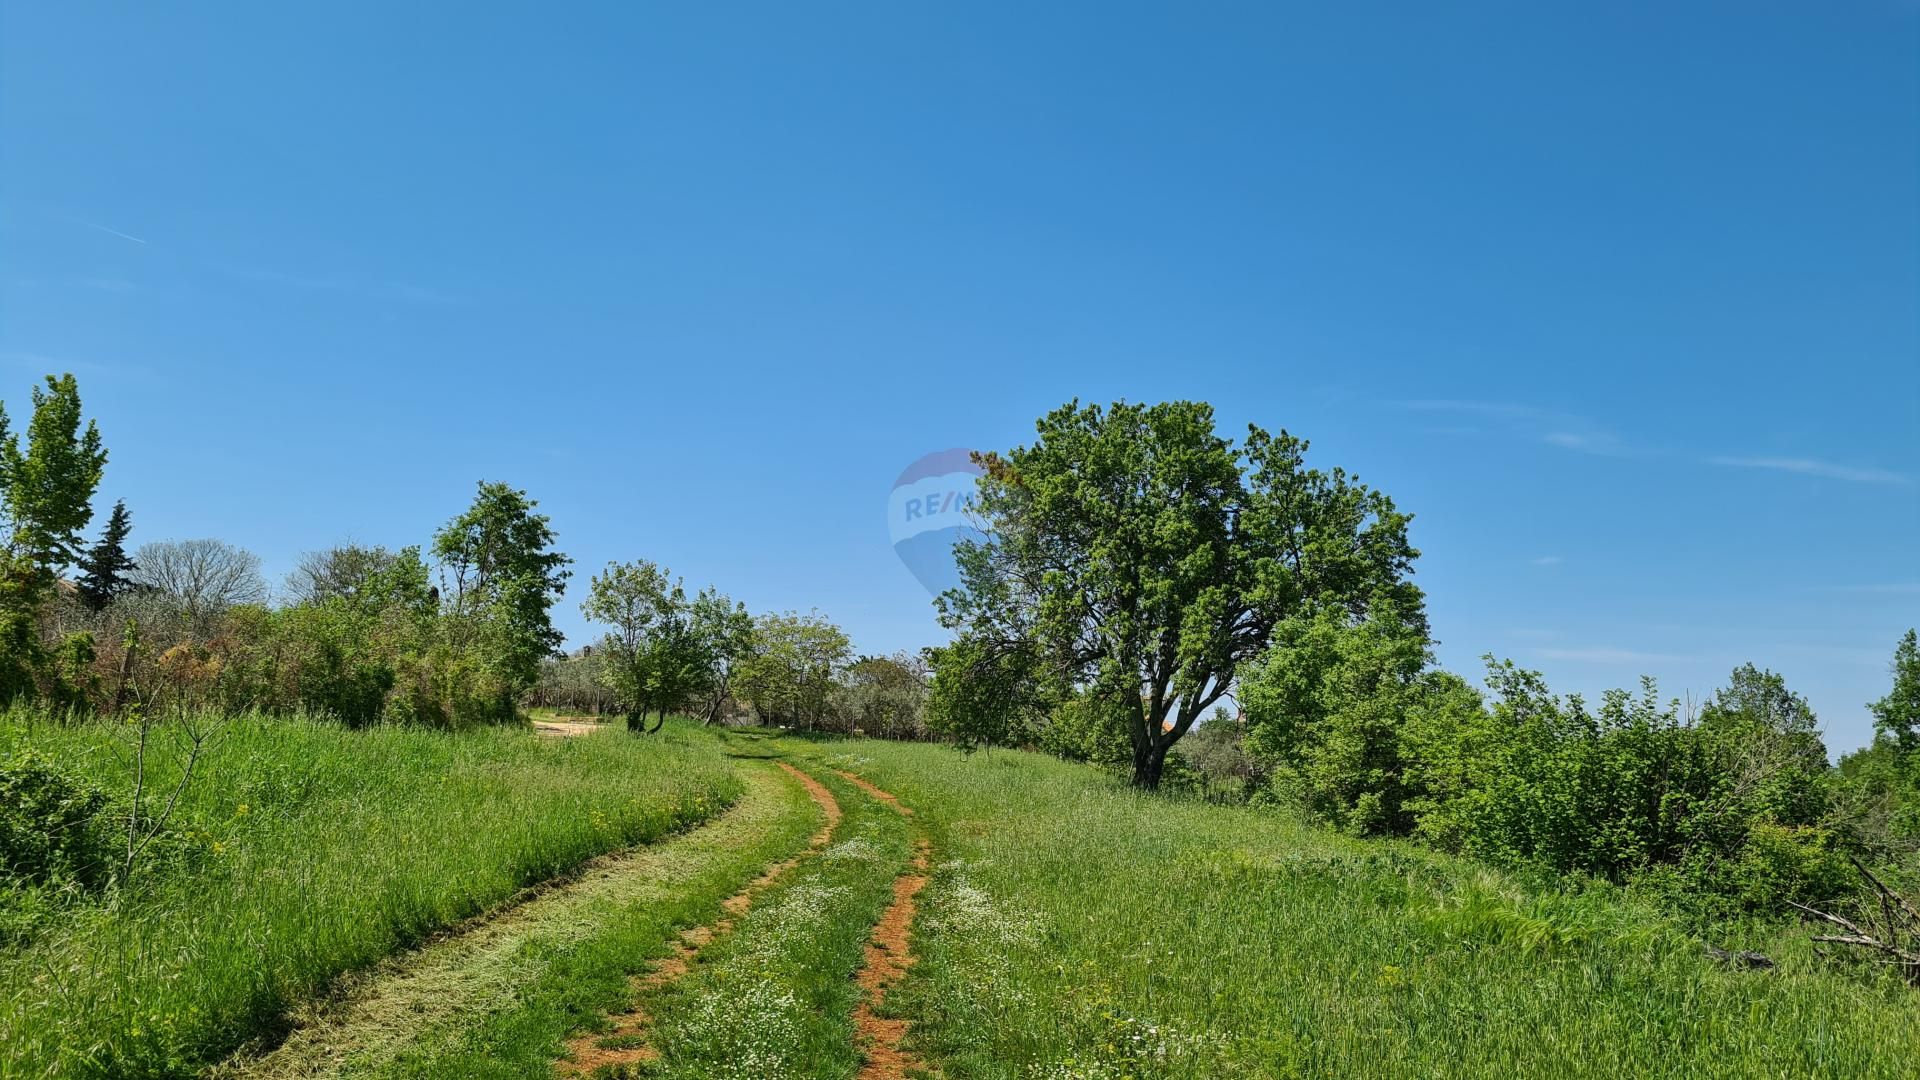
<box><xmin>888</xmin><ymin>448</ymin><xmax>987</xmax><ymax>599</ymax></box>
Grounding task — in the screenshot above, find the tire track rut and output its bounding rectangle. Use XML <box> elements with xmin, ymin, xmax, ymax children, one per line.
<box><xmin>836</xmin><ymin>768</ymin><xmax>934</xmax><ymax>1080</ymax></box>
<box><xmin>557</xmin><ymin>761</ymin><xmax>841</xmax><ymax>1076</ymax></box>
<box><xmin>214</xmin><ymin>765</ymin><xmax>801</xmax><ymax>1080</ymax></box>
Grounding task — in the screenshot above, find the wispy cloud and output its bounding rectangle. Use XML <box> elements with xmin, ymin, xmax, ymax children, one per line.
<box><xmin>1537</xmin><ymin>646</ymin><xmax>1694</xmax><ymax>665</ymax></box>
<box><xmin>1393</xmin><ymin>399</ymin><xmax>1634</xmax><ymax>457</ymax></box>
<box><xmin>79</xmin><ymin>220</ymin><xmax>148</xmax><ymax>245</ymax></box>
<box><xmin>1543</xmin><ymin>431</ymin><xmax>1624</xmax><ymax>454</ymax></box>
<box><xmin>1707</xmin><ymin>456</ymin><xmax>1909</xmax><ymax>486</ymax></box>
<box><xmin>1399</xmin><ymin>400</ymin><xmax>1909</xmax><ymax>491</ymax></box>
<box><xmin>1530</xmin><ymin>555</ymin><xmax>1563</xmax><ymax>566</ymax></box>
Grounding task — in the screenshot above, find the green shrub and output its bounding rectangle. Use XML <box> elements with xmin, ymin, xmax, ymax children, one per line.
<box><xmin>1242</xmin><ymin>606</ymin><xmax>1434</xmax><ymax>834</ymax></box>
<box><xmin>0</xmin><ymin>748</ymin><xmax>112</xmax><ymax>890</ymax></box>
<box><xmin>1722</xmin><ymin>823</ymin><xmax>1854</xmax><ymax>915</ymax></box>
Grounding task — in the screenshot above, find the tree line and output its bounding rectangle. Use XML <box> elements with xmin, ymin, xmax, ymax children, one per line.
<box><xmin>0</xmin><ymin>373</ymin><xmax>575</xmax><ymax>726</ymax></box>
<box><xmin>548</xmin><ymin>568</ymin><xmax>931</xmax><ymax>739</ymax></box>
<box><xmin>0</xmin><ymin>372</ymin><xmax>936</xmax><ymax>740</ymax></box>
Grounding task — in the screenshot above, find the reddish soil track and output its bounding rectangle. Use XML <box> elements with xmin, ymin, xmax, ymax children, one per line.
<box><xmin>835</xmin><ymin>768</ymin><xmax>914</xmax><ymax>815</ymax></box>
<box><xmin>838</xmin><ymin>769</ymin><xmax>934</xmax><ymax>1080</ymax></box>
<box><xmin>557</xmin><ymin>761</ymin><xmax>840</xmax><ymax>1076</ymax></box>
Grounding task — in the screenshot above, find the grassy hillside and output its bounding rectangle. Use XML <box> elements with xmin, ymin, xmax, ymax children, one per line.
<box><xmin>802</xmin><ymin>737</ymin><xmax>1920</xmax><ymax>1079</ymax></box>
<box><xmin>0</xmin><ymin>714</ymin><xmax>741</xmax><ymax>1080</ymax></box>
<box><xmin>10</xmin><ymin>718</ymin><xmax>1920</xmax><ymax>1079</ymax></box>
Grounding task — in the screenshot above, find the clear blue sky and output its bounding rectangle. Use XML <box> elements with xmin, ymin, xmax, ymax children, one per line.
<box><xmin>2</xmin><ymin>3</ymin><xmax>1914</xmax><ymax>749</ymax></box>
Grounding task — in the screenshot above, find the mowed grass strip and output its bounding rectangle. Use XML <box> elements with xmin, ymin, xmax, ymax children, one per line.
<box><xmin>818</xmin><ymin>739</ymin><xmax>1920</xmax><ymax>1080</ymax></box>
<box><xmin>283</xmin><ymin>759</ymin><xmax>822</xmax><ymax>1079</ymax></box>
<box><xmin>0</xmin><ymin>716</ymin><xmax>741</xmax><ymax>1080</ymax></box>
<box><xmin>631</xmin><ymin>764</ymin><xmax>915</xmax><ymax>1080</ymax></box>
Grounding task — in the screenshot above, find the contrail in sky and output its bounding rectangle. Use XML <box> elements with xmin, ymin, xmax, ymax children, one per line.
<box><xmin>81</xmin><ymin>220</ymin><xmax>148</xmax><ymax>245</ymax></box>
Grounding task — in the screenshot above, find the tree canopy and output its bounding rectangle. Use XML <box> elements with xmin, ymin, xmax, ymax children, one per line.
<box><xmin>735</xmin><ymin>611</ymin><xmax>851</xmax><ymax>730</ymax></box>
<box><xmin>1</xmin><ymin>374</ymin><xmax>107</xmax><ymax>574</ymax></box>
<box><xmin>0</xmin><ymin>374</ymin><xmax>108</xmax><ymax>704</ymax></box>
<box><xmin>1871</xmin><ymin>629</ymin><xmax>1920</xmax><ymax>758</ymax></box>
<box><xmin>581</xmin><ymin>560</ymin><xmax>754</xmax><ymax>732</ymax></box>
<box><xmin>432</xmin><ymin>481</ymin><xmax>571</xmax><ymax>693</ymax></box>
<box><xmin>939</xmin><ymin>399</ymin><xmax>1424</xmax><ymax>787</ymax></box>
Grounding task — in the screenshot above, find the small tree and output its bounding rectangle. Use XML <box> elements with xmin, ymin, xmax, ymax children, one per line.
<box><xmin>2</xmin><ymin>374</ymin><xmax>108</xmax><ymax>573</ymax></box>
<box><xmin>735</xmin><ymin>611</ymin><xmax>851</xmax><ymax>730</ymax></box>
<box><xmin>926</xmin><ymin>633</ymin><xmax>1050</xmax><ymax>751</ymax></box>
<box><xmin>843</xmin><ymin>651</ymin><xmax>930</xmax><ymax>739</ymax></box>
<box><xmin>1177</xmin><ymin>707</ymin><xmax>1269</xmax><ymax>802</ymax></box>
<box><xmin>0</xmin><ymin>374</ymin><xmax>108</xmax><ymax>705</ymax></box>
<box><xmin>73</xmin><ymin>499</ymin><xmax>135</xmax><ymax>613</ymax></box>
<box><xmin>580</xmin><ymin>560</ymin><xmax>702</xmax><ymax>732</ymax></box>
<box><xmin>283</xmin><ymin>543</ymin><xmax>417</xmax><ymax>607</ymax></box>
<box><xmin>688</xmin><ymin>587</ymin><xmax>754</xmax><ymax>725</ymax></box>
<box><xmin>1694</xmin><ymin>663</ymin><xmax>1832</xmax><ymax>830</ymax></box>
<box><xmin>432</xmin><ymin>482</ymin><xmax>571</xmax><ymax>712</ymax></box>
<box><xmin>1240</xmin><ymin>603</ymin><xmax>1431</xmax><ymax>833</ymax></box>
<box><xmin>531</xmin><ymin>650</ymin><xmax>618</xmax><ymax>714</ymax></box>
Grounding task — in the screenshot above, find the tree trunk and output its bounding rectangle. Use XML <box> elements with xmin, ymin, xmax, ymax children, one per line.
<box><xmin>1132</xmin><ymin>738</ymin><xmax>1167</xmax><ymax>789</ymax></box>
<box><xmin>626</xmin><ymin>710</ymin><xmax>646</xmax><ymax>733</ymax></box>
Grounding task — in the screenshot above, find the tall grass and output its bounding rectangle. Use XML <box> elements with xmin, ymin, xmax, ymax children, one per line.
<box><xmin>0</xmin><ymin>712</ymin><xmax>740</xmax><ymax>1080</ymax></box>
<box><xmin>815</xmin><ymin>740</ymin><xmax>1920</xmax><ymax>1079</ymax></box>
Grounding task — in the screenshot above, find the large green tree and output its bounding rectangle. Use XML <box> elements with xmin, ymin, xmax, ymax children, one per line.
<box><xmin>432</xmin><ymin>481</ymin><xmax>571</xmax><ymax>698</ymax></box>
<box><xmin>942</xmin><ymin>399</ymin><xmax>1424</xmax><ymax>788</ymax></box>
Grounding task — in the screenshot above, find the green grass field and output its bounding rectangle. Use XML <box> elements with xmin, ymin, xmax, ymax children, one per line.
<box><xmin>6</xmin><ymin>719</ymin><xmax>1919</xmax><ymax>1079</ymax></box>
<box><xmin>814</xmin><ymin>737</ymin><xmax>1920</xmax><ymax>1079</ymax></box>
<box><xmin>0</xmin><ymin>714</ymin><xmax>740</xmax><ymax>1079</ymax></box>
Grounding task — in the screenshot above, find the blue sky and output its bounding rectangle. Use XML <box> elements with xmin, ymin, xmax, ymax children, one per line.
<box><xmin>2</xmin><ymin>3</ymin><xmax>1914</xmax><ymax>749</ymax></box>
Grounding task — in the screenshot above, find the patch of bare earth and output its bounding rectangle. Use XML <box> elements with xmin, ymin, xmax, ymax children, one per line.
<box><xmin>558</xmin><ymin>761</ymin><xmax>842</xmax><ymax>1077</ymax></box>
<box><xmin>532</xmin><ymin>719</ymin><xmax>603</xmax><ymax>738</ymax></box>
<box><xmin>838</xmin><ymin>769</ymin><xmax>934</xmax><ymax>1080</ymax></box>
